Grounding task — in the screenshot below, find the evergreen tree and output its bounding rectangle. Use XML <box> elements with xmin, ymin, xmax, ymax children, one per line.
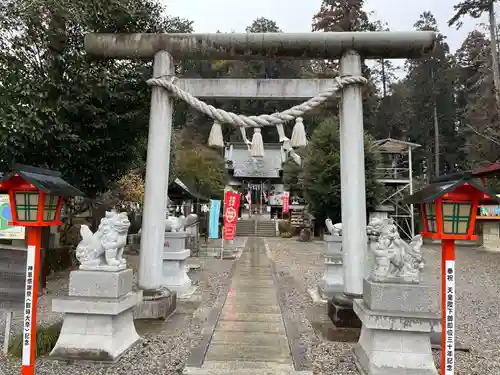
<box><xmin>449</xmin><ymin>0</ymin><xmax>500</xmax><ymax>105</ymax></box>
<box><xmin>456</xmin><ymin>30</ymin><xmax>500</xmax><ymax>164</ymax></box>
<box><xmin>301</xmin><ymin>117</ymin><xmax>381</xmax><ymax>224</ymax></box>
<box><xmin>404</xmin><ymin>12</ymin><xmax>462</xmax><ymax>178</ymax></box>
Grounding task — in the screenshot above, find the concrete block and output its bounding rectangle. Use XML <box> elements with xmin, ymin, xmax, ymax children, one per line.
<box><xmin>69</xmin><ymin>269</ymin><xmax>133</xmax><ymax>299</ymax></box>
<box><xmin>163</xmin><ymin>249</ymin><xmax>190</xmax><ymax>261</ymax></box>
<box><xmin>52</xmin><ymin>291</ymin><xmax>141</xmax><ymax>315</ymax></box>
<box><xmin>353</xmin><ymin>298</ymin><xmax>439</xmax><ymax>375</ymax></box>
<box><xmin>164</xmin><ymin>232</ymin><xmax>188</xmax><ymax>252</ymax></box>
<box><xmin>133</xmin><ymin>290</ymin><xmax>177</xmax><ymax>320</ymax></box>
<box><xmin>50</xmin><ymin>309</ymin><xmax>139</xmax><ymax>362</ymax></box>
<box><xmin>363</xmin><ymin>278</ymin><xmax>439</xmax><ymax>314</ymax></box>
<box><xmin>324</xmin><ymin>235</ymin><xmax>342</xmax><ymax>253</ymax></box>
<box><xmin>354</xmin><ymin>299</ymin><xmax>439</xmax><ymax>333</ymax></box>
<box><xmin>50</xmin><ymin>268</ymin><xmax>141</xmax><ymax>363</ymax></box>
<box><xmin>318</xmin><ymin>253</ymin><xmax>343</xmax><ymax>300</ymax></box>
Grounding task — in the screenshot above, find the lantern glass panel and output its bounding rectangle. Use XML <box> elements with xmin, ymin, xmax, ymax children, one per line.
<box><xmin>424</xmin><ymin>203</ymin><xmax>437</xmax><ymax>233</ymax></box>
<box><xmin>14</xmin><ymin>192</ymin><xmax>39</xmax><ymax>222</ymax></box>
<box><xmin>442</xmin><ymin>201</ymin><xmax>472</xmax><ymax>235</ymax></box>
<box><xmin>43</xmin><ymin>195</ymin><xmax>59</xmax><ymax>221</ymax></box>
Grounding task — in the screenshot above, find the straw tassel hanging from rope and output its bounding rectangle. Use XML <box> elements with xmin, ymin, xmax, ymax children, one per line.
<box><xmin>251</xmin><ymin>128</ymin><xmax>264</xmax><ymax>157</ymax></box>
<box><xmin>291</xmin><ymin>117</ymin><xmax>308</xmax><ymax>148</ymax></box>
<box><xmin>208</xmin><ymin>121</ymin><xmax>224</xmax><ymax>148</ymax></box>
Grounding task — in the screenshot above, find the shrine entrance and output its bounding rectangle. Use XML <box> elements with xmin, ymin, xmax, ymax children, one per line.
<box><xmin>225</xmin><ymin>142</ymin><xmax>286</xmax><ymax>219</ymax></box>
<box><xmin>84</xmin><ymin>31</ymin><xmax>436</xmax><ymax>300</ymax></box>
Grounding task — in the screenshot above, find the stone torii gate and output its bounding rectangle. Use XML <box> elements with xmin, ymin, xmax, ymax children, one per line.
<box><xmin>84</xmin><ymin>32</ymin><xmax>435</xmax><ymax>302</ymax></box>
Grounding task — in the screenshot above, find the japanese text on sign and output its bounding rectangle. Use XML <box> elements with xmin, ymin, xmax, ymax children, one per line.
<box><xmin>223</xmin><ymin>192</ymin><xmax>241</xmax><ymax>241</ymax></box>
<box><xmin>22</xmin><ymin>245</ymin><xmax>36</xmax><ymax>366</ymax></box>
<box><xmin>282</xmin><ymin>191</ymin><xmax>290</xmax><ymax>213</ymax></box>
<box><xmin>444</xmin><ymin>260</ymin><xmax>455</xmax><ymax>375</ymax></box>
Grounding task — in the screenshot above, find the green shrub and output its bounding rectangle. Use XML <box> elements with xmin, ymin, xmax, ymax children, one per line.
<box><xmin>8</xmin><ymin>322</ymin><xmax>62</xmax><ymax>358</ymax></box>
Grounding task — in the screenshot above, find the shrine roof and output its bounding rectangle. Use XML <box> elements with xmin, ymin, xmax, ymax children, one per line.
<box><xmin>403</xmin><ymin>174</ymin><xmax>500</xmax><ymax>205</ymax></box>
<box><xmin>169</xmin><ymin>178</ymin><xmax>208</xmax><ymax>201</ymax></box>
<box><xmin>373</xmin><ymin>138</ymin><xmax>421</xmax><ymax>154</ymax></box>
<box><xmin>0</xmin><ymin>164</ymin><xmax>84</xmax><ymax>197</ymax></box>
<box><xmin>471</xmin><ymin>163</ymin><xmax>500</xmax><ymax>178</ymax></box>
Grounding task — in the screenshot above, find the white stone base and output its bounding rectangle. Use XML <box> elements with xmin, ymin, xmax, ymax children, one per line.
<box><xmin>353</xmin><ymin>282</ymin><xmax>439</xmax><ymax>375</ymax></box>
<box><xmin>324</xmin><ymin>235</ymin><xmax>342</xmax><ymax>253</ymax></box>
<box><xmin>318</xmin><ymin>252</ymin><xmax>344</xmax><ymax>300</ymax></box>
<box><xmin>50</xmin><ymin>269</ymin><xmax>141</xmax><ymax>362</ymax></box>
<box><xmin>50</xmin><ymin>309</ymin><xmax>140</xmax><ymax>362</ymax></box>
<box><xmin>162</xmin><ymin>249</ymin><xmax>192</xmax><ymax>295</ymax></box>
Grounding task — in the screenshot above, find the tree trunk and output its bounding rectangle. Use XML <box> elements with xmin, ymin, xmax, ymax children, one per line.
<box><xmin>488</xmin><ymin>1</ymin><xmax>500</xmax><ymax>106</ymax></box>
<box><xmin>381</xmin><ymin>59</ymin><xmax>387</xmax><ymax>98</ymax></box>
<box><xmin>433</xmin><ymin>101</ymin><xmax>440</xmax><ymax>177</ymax></box>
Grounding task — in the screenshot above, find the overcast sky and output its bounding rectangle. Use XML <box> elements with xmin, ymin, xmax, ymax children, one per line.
<box><xmin>163</xmin><ymin>0</ymin><xmax>488</xmax><ymax>53</ymax></box>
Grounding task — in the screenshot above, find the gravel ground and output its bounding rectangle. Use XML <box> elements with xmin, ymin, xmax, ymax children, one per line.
<box><xmin>0</xmin><ymin>255</ymin><xmax>234</xmax><ymax>375</ymax></box>
<box><xmin>266</xmin><ymin>237</ymin><xmax>500</xmax><ymax>375</ymax></box>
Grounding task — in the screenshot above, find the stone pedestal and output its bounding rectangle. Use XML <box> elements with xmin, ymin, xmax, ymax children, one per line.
<box><xmin>481</xmin><ymin>220</ymin><xmax>500</xmax><ymax>251</ymax></box>
<box><xmin>163</xmin><ymin>232</ymin><xmax>195</xmax><ymax>298</ymax></box>
<box><xmin>353</xmin><ymin>278</ymin><xmax>439</xmax><ymax>375</ymax></box>
<box><xmin>50</xmin><ymin>269</ymin><xmax>141</xmax><ymax>362</ymax></box>
<box><xmin>319</xmin><ymin>235</ymin><xmax>343</xmax><ymax>300</ymax></box>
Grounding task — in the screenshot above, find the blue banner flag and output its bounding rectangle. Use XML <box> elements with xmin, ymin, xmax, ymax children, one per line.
<box><xmin>208</xmin><ymin>199</ymin><xmax>221</xmax><ymax>239</ymax></box>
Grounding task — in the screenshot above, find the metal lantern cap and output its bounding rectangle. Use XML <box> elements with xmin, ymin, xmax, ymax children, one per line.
<box><xmin>0</xmin><ymin>164</ymin><xmax>85</xmax><ymax>227</ymax></box>
<box><xmin>404</xmin><ymin>174</ymin><xmax>500</xmax><ymax>240</ymax></box>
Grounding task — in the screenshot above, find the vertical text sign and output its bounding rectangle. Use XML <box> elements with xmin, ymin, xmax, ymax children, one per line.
<box><xmin>282</xmin><ymin>191</ymin><xmax>290</xmax><ymax>213</ymax></box>
<box><xmin>223</xmin><ymin>192</ymin><xmax>241</xmax><ymax>241</ymax></box>
<box><xmin>444</xmin><ymin>260</ymin><xmax>455</xmax><ymax>375</ymax></box>
<box><xmin>22</xmin><ymin>245</ymin><xmax>36</xmax><ymax>366</ymax></box>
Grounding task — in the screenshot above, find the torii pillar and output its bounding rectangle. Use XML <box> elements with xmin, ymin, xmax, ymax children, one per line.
<box><xmin>84</xmin><ymin>32</ymin><xmax>435</xmax><ymax>309</ymax></box>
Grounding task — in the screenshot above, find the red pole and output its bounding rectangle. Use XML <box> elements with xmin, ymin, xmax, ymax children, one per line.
<box><xmin>441</xmin><ymin>238</ymin><xmax>455</xmax><ymax>375</ymax></box>
<box><xmin>21</xmin><ymin>226</ymin><xmax>42</xmax><ymax>375</ymax></box>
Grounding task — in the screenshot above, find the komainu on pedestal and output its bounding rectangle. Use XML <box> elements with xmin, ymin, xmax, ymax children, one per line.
<box><xmin>353</xmin><ymin>218</ymin><xmax>439</xmax><ymax>375</ymax></box>
<box><xmin>50</xmin><ymin>211</ymin><xmax>142</xmax><ymax>362</ymax></box>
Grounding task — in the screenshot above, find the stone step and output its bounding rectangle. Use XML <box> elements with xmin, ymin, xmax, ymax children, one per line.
<box><xmin>0</xmin><ymin>250</ymin><xmax>27</xmax><ymax>266</ymax></box>
<box><xmin>0</xmin><ymin>286</ymin><xmax>25</xmax><ymax>297</ymax></box>
<box><xmin>184</xmin><ymin>361</ymin><xmax>312</xmax><ymax>375</ymax></box>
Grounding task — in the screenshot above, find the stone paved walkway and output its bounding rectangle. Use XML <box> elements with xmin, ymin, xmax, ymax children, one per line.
<box><xmin>184</xmin><ymin>238</ymin><xmax>311</xmax><ymax>375</ymax></box>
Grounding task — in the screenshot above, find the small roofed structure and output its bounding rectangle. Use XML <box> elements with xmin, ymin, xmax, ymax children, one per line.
<box><xmin>405</xmin><ymin>173</ymin><xmax>500</xmax><ymax>206</ymax></box>
<box><xmin>0</xmin><ymin>164</ymin><xmax>84</xmax><ymax>226</ymax></box>
<box><xmin>168</xmin><ymin>178</ymin><xmax>208</xmax><ymax>202</ymax></box>
<box><xmin>405</xmin><ymin>173</ymin><xmax>500</xmax><ymax>241</ymax></box>
<box><xmin>0</xmin><ymin>164</ymin><xmax>84</xmax><ymax>197</ymax></box>
<box><xmin>373</xmin><ymin>138</ymin><xmax>421</xmax><ymax>154</ymax></box>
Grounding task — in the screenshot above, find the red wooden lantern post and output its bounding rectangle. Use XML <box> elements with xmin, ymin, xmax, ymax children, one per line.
<box><xmin>405</xmin><ymin>173</ymin><xmax>500</xmax><ymax>375</ymax></box>
<box><xmin>0</xmin><ymin>165</ymin><xmax>83</xmax><ymax>375</ymax></box>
